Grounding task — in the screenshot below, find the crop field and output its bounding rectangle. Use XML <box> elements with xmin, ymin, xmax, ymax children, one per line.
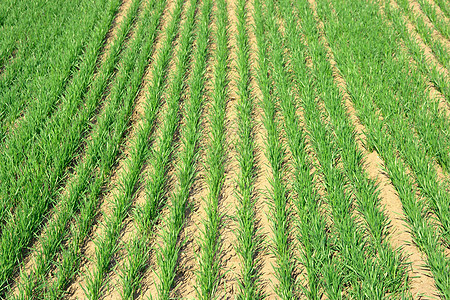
<box><xmin>1</xmin><ymin>0</ymin><xmax>450</xmax><ymax>298</ymax></box>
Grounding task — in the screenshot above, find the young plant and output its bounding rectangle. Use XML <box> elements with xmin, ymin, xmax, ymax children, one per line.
<box><xmin>120</xmin><ymin>0</ymin><xmax>209</xmax><ymax>298</ymax></box>
<box><xmin>314</xmin><ymin>0</ymin><xmax>450</xmax><ymax>296</ymax></box>
<box><xmin>12</xmin><ymin>0</ymin><xmax>139</xmax><ymax>297</ymax></box>
<box><xmin>195</xmin><ymin>0</ymin><xmax>226</xmax><ymax>298</ymax></box>
<box><xmin>253</xmin><ymin>0</ymin><xmax>295</xmax><ymax>297</ymax></box>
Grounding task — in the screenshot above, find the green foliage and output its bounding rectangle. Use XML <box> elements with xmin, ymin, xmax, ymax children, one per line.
<box><xmin>120</xmin><ymin>0</ymin><xmax>211</xmax><ymax>298</ymax></box>
<box><xmin>147</xmin><ymin>0</ymin><xmax>205</xmax><ymax>298</ymax></box>
<box><xmin>253</xmin><ymin>0</ymin><xmax>295</xmax><ymax>298</ymax></box>
<box><xmin>38</xmin><ymin>0</ymin><xmax>167</xmax><ymax>298</ymax></box>
<box><xmin>194</xmin><ymin>0</ymin><xmax>227</xmax><ymax>298</ymax></box>
<box><xmin>232</xmin><ymin>0</ymin><xmax>262</xmax><ymax>298</ymax></box>
<box><xmin>1</xmin><ymin>0</ymin><xmax>449</xmax><ymax>298</ymax></box>
<box><xmin>415</xmin><ymin>0</ymin><xmax>450</xmax><ymax>40</ymax></box>
<box><xmin>11</xmin><ymin>0</ymin><xmax>139</xmax><ymax>298</ymax></box>
<box><xmin>315</xmin><ymin>0</ymin><xmax>450</xmax><ymax>296</ymax></box>
<box><xmin>0</xmin><ymin>0</ymin><xmax>108</xmax><ymax>142</ymax></box>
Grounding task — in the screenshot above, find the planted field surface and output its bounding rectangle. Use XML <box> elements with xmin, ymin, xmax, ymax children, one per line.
<box><xmin>1</xmin><ymin>0</ymin><xmax>450</xmax><ymax>298</ymax></box>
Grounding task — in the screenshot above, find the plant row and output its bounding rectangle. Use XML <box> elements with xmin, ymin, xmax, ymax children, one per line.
<box><xmin>0</xmin><ymin>0</ymin><xmax>110</xmax><ymax>144</ymax></box>
<box><xmin>253</xmin><ymin>0</ymin><xmax>296</xmax><ymax>298</ymax></box>
<box><xmin>315</xmin><ymin>0</ymin><xmax>450</xmax><ymax>296</ymax></box>
<box><xmin>415</xmin><ymin>0</ymin><xmax>450</xmax><ymax>40</ymax></box>
<box><xmin>10</xmin><ymin>0</ymin><xmax>144</xmax><ymax>298</ymax></box>
<box><xmin>380</xmin><ymin>3</ymin><xmax>450</xmax><ymax>175</ymax></box>
<box><xmin>268</xmin><ymin>0</ymin><xmax>406</xmax><ymax>297</ymax></box>
<box><xmin>0</xmin><ymin>0</ymin><xmax>120</xmax><ymax>227</ymax></box>
<box><xmin>433</xmin><ymin>0</ymin><xmax>450</xmax><ymax>18</ymax></box>
<box><xmin>267</xmin><ymin>0</ymin><xmax>409</xmax><ymax>297</ymax></box>
<box><xmin>385</xmin><ymin>0</ymin><xmax>450</xmax><ymax>150</ymax></box>
<box><xmin>17</xmin><ymin>0</ymin><xmax>168</xmax><ymax>297</ymax></box>
<box><xmin>117</xmin><ymin>0</ymin><xmax>192</xmax><ymax>297</ymax></box>
<box><xmin>273</xmin><ymin>0</ymin><xmax>338</xmax><ymax>298</ymax></box>
<box><xmin>78</xmin><ymin>0</ymin><xmax>186</xmax><ymax>298</ymax></box>
<box><xmin>396</xmin><ymin>0</ymin><xmax>450</xmax><ymax>74</ymax></box>
<box><xmin>381</xmin><ymin>0</ymin><xmax>450</xmax><ymax>250</ymax></box>
<box><xmin>0</xmin><ymin>0</ymin><xmax>133</xmax><ymax>294</ymax></box>
<box><xmin>146</xmin><ymin>0</ymin><xmax>205</xmax><ymax>297</ymax></box>
<box><xmin>232</xmin><ymin>0</ymin><xmax>262</xmax><ymax>298</ymax></box>
<box><xmin>192</xmin><ymin>0</ymin><xmax>227</xmax><ymax>298</ymax></box>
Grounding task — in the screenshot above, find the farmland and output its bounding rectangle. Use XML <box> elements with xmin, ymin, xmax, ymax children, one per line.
<box><xmin>1</xmin><ymin>0</ymin><xmax>450</xmax><ymax>298</ymax></box>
